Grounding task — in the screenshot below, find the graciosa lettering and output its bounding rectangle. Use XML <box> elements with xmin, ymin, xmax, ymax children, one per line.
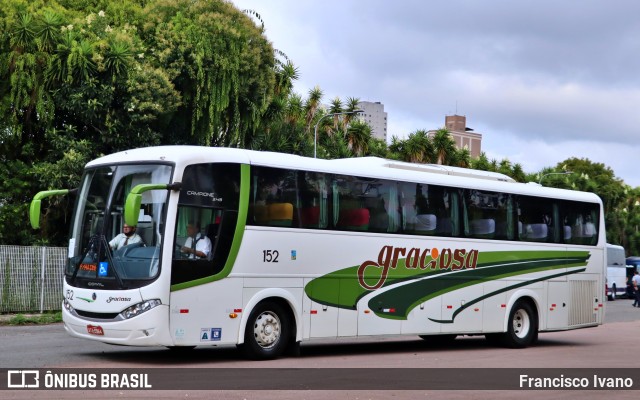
<box><xmin>357</xmin><ymin>245</ymin><xmax>479</xmax><ymax>290</ymax></box>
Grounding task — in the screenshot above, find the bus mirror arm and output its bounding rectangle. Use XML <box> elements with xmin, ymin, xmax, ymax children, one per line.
<box><xmin>123</xmin><ymin>182</ymin><xmax>182</xmax><ymax>226</ymax></box>
<box><xmin>30</xmin><ymin>189</ymin><xmax>76</xmax><ymax>229</ymax></box>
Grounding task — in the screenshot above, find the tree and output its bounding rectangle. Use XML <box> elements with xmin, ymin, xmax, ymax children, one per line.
<box><xmin>453</xmin><ymin>147</ymin><xmax>471</xmax><ymax>168</ymax></box>
<box><xmin>367</xmin><ymin>138</ymin><xmax>389</xmax><ymax>158</ymax></box>
<box><xmin>0</xmin><ymin>0</ymin><xmax>281</xmax><ymax>245</ymax></box>
<box><xmin>498</xmin><ymin>159</ymin><xmax>513</xmax><ymax>177</ymax></box>
<box><xmin>537</xmin><ymin>158</ymin><xmax>627</xmax><ymax>246</ymax></box>
<box><xmin>345</xmin><ymin>120</ymin><xmax>373</xmax><ymax>156</ymax></box>
<box><xmin>511</xmin><ymin>163</ymin><xmax>526</xmax><ymax>183</ymax></box>
<box><xmin>304</xmin><ymin>86</ymin><xmax>323</xmax><ymax>132</ymax></box>
<box><xmin>620</xmin><ymin>187</ymin><xmax>640</xmax><ymax>255</ymax></box>
<box><xmin>400</xmin><ymin>130</ymin><xmax>434</xmax><ymax>163</ymax></box>
<box><xmin>470</xmin><ymin>152</ymin><xmax>491</xmax><ymax>171</ymax></box>
<box><xmin>431</xmin><ymin>128</ymin><xmax>456</xmax><ymax>165</ymax></box>
<box><xmin>140</xmin><ymin>0</ymin><xmax>276</xmax><ymax>148</ymax></box>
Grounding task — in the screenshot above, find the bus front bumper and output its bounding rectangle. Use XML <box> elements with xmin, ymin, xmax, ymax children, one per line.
<box><xmin>62</xmin><ymin>304</ymin><xmax>172</xmax><ymax>346</ymax></box>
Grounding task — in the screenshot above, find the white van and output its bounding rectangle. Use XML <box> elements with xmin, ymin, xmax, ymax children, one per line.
<box><xmin>607</xmin><ymin>244</ymin><xmax>627</xmax><ymax>300</ymax></box>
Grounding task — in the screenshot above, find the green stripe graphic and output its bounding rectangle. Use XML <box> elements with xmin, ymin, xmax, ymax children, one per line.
<box><xmin>304</xmin><ymin>250</ymin><xmax>591</xmax><ymax>318</ymax></box>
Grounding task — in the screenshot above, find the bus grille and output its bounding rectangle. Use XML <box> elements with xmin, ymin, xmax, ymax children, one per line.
<box><xmin>568</xmin><ymin>280</ymin><xmax>597</xmax><ymax>327</ymax></box>
<box><xmin>75</xmin><ymin>310</ymin><xmax>120</xmax><ymax>320</ymax></box>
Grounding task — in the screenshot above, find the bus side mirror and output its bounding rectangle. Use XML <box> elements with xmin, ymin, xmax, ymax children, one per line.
<box><xmin>30</xmin><ymin>189</ymin><xmax>73</xmax><ymax>229</ymax></box>
<box><xmin>124</xmin><ymin>183</ymin><xmax>182</xmax><ymax>227</ymax></box>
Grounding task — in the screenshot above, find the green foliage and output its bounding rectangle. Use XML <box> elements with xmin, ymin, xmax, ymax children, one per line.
<box><xmin>345</xmin><ymin>120</ymin><xmax>373</xmax><ymax>156</ymax></box>
<box><xmin>5</xmin><ymin>311</ymin><xmax>62</xmax><ymax>325</ymax></box>
<box><xmin>0</xmin><ymin>159</ymin><xmax>36</xmax><ymax>244</ymax></box>
<box><xmin>141</xmin><ymin>0</ymin><xmax>276</xmax><ymax>147</ymax></box>
<box><xmin>0</xmin><ymin>0</ymin><xmax>276</xmax><ymax>245</ymax></box>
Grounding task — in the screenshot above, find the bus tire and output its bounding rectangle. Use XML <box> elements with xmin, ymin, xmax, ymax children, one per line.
<box><xmin>502</xmin><ymin>300</ymin><xmax>538</xmax><ymax>348</ymax></box>
<box><xmin>243</xmin><ymin>301</ymin><xmax>290</xmax><ymax>360</ymax></box>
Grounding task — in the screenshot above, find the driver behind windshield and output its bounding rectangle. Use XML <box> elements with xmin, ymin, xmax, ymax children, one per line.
<box><xmin>109</xmin><ymin>224</ymin><xmax>144</xmax><ymax>250</ymax></box>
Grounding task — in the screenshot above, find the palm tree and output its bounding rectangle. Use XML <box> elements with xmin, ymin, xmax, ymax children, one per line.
<box><xmin>273</xmin><ymin>60</ymin><xmax>299</xmax><ymax>98</ymax></box>
<box><xmin>343</xmin><ymin>96</ymin><xmax>361</xmax><ymax>128</ymax></box>
<box><xmin>328</xmin><ymin>97</ymin><xmax>343</xmax><ymax>132</ymax></box>
<box><xmin>471</xmin><ymin>152</ymin><xmax>491</xmax><ymax>171</ymax></box>
<box><xmin>403</xmin><ymin>129</ymin><xmax>434</xmax><ymax>163</ymax></box>
<box><xmin>304</xmin><ymin>86</ymin><xmax>323</xmax><ymax>132</ymax></box>
<box><xmin>345</xmin><ymin>120</ymin><xmax>372</xmax><ymax>156</ymax></box>
<box><xmin>345</xmin><ymin>96</ymin><xmax>360</xmax><ymax>112</ymax></box>
<box><xmin>511</xmin><ymin>163</ymin><xmax>526</xmax><ymax>182</ymax></box>
<box><xmin>432</xmin><ymin>128</ymin><xmax>456</xmax><ymax>165</ymax></box>
<box><xmin>322</xmin><ymin>132</ymin><xmax>352</xmax><ymax>159</ymax></box>
<box><xmin>261</xmin><ymin>95</ymin><xmax>287</xmax><ymax>134</ymax></box>
<box><xmin>367</xmin><ymin>138</ymin><xmax>388</xmax><ymax>158</ymax></box>
<box><xmin>454</xmin><ymin>147</ymin><xmax>471</xmax><ymax>168</ymax></box>
<box><xmin>489</xmin><ymin>158</ymin><xmax>499</xmax><ymax>172</ymax></box>
<box><xmin>387</xmin><ymin>135</ymin><xmax>404</xmax><ymax>160</ymax></box>
<box><xmin>498</xmin><ymin>159</ymin><xmax>512</xmax><ymax>176</ymax></box>
<box><xmin>285</xmin><ymin>93</ymin><xmax>304</xmax><ymax>125</ymax></box>
<box><xmin>328</xmin><ymin>97</ymin><xmax>343</xmax><ymax>114</ymax></box>
<box><xmin>37</xmin><ymin>10</ymin><xmax>63</xmax><ymax>52</ymax></box>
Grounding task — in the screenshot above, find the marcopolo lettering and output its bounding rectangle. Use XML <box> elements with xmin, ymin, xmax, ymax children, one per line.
<box><xmin>357</xmin><ymin>245</ymin><xmax>479</xmax><ymax>290</ymax></box>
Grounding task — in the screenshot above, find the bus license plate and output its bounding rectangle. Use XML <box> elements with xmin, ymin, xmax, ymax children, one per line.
<box><xmin>87</xmin><ymin>325</ymin><xmax>104</xmax><ymax>336</ymax></box>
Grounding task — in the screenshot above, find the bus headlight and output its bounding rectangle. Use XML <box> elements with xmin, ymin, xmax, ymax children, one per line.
<box><xmin>120</xmin><ymin>299</ymin><xmax>162</xmax><ymax>320</ymax></box>
<box><xmin>63</xmin><ymin>298</ymin><xmax>75</xmax><ymax>313</ymax></box>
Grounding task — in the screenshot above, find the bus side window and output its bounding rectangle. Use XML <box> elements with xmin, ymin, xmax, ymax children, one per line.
<box><xmin>563</xmin><ymin>202</ymin><xmax>599</xmax><ymax>245</ymax></box>
<box><xmin>518</xmin><ymin>195</ymin><xmax>554</xmax><ymax>243</ymax></box>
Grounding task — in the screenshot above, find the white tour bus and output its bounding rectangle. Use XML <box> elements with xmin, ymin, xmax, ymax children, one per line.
<box><xmin>606</xmin><ymin>244</ymin><xmax>627</xmax><ymax>300</ymax></box>
<box><xmin>30</xmin><ymin>146</ymin><xmax>606</xmax><ymax>359</ymax></box>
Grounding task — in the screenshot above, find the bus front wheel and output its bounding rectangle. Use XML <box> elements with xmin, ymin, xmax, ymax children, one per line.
<box><xmin>242</xmin><ymin>301</ymin><xmax>290</xmax><ymax>360</ymax></box>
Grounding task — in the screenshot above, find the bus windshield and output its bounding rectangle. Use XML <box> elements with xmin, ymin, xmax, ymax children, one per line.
<box><xmin>67</xmin><ymin>164</ymin><xmax>172</xmax><ymax>289</ymax></box>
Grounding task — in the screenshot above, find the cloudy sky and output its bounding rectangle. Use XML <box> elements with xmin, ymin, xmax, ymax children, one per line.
<box><xmin>230</xmin><ymin>0</ymin><xmax>640</xmax><ymax>187</ymax></box>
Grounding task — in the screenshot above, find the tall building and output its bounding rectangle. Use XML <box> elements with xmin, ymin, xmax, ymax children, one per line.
<box><xmin>430</xmin><ymin>115</ymin><xmax>482</xmax><ymax>158</ymax></box>
<box><xmin>357</xmin><ymin>101</ymin><xmax>388</xmax><ymax>141</ymax></box>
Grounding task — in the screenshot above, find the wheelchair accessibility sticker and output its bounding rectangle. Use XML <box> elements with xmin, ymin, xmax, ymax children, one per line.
<box><xmin>200</xmin><ymin>328</ymin><xmax>222</xmax><ymax>341</ymax></box>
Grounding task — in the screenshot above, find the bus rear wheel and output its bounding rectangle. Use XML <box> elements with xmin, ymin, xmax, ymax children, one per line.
<box><xmin>242</xmin><ymin>301</ymin><xmax>290</xmax><ymax>360</ymax></box>
<box><xmin>501</xmin><ymin>300</ymin><xmax>538</xmax><ymax>348</ymax></box>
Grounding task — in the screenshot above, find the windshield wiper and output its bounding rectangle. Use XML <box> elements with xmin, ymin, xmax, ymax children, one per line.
<box><xmin>70</xmin><ymin>234</ymin><xmax>126</xmax><ymax>289</ymax></box>
<box><xmin>71</xmin><ymin>234</ymin><xmax>99</xmax><ymax>285</ymax></box>
<box><xmin>100</xmin><ymin>234</ymin><xmax>126</xmax><ymax>289</ymax></box>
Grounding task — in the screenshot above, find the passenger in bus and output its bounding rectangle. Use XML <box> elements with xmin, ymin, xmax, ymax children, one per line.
<box><xmin>181</xmin><ymin>221</ymin><xmax>212</xmax><ymax>260</ymax></box>
<box><xmin>109</xmin><ymin>224</ymin><xmax>144</xmax><ymax>251</ymax></box>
